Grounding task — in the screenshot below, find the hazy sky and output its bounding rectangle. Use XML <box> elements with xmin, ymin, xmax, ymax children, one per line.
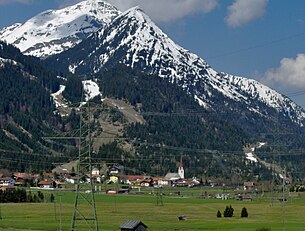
<box><xmin>1</xmin><ymin>0</ymin><xmax>305</xmax><ymax>107</ymax></box>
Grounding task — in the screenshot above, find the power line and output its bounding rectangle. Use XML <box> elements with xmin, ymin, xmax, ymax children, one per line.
<box><xmin>208</xmin><ymin>31</ymin><xmax>305</xmax><ymax>60</ymax></box>
<box><xmin>0</xmin><ymin>148</ymin><xmax>71</xmax><ymax>158</ymax></box>
<box><xmin>285</xmin><ymin>90</ymin><xmax>305</xmax><ymax>98</ymax></box>
<box><xmin>1</xmin><ymin>148</ymin><xmax>304</xmax><ymax>165</ymax></box>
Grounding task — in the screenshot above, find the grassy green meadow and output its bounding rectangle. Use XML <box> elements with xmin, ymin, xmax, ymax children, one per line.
<box><xmin>0</xmin><ymin>187</ymin><xmax>305</xmax><ymax>231</ymax></box>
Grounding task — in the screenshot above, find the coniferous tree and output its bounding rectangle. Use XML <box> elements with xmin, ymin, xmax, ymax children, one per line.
<box><xmin>50</xmin><ymin>193</ymin><xmax>55</xmax><ymax>203</ymax></box>
<box><xmin>241</xmin><ymin>207</ymin><xmax>248</xmax><ymax>218</ymax></box>
<box><xmin>37</xmin><ymin>191</ymin><xmax>44</xmax><ymax>202</ymax></box>
<box><xmin>223</xmin><ymin>205</ymin><xmax>234</xmax><ymax>217</ymax></box>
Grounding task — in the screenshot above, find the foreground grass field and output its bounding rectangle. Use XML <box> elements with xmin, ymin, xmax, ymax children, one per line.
<box><xmin>0</xmin><ymin>188</ymin><xmax>305</xmax><ymax>231</ymax></box>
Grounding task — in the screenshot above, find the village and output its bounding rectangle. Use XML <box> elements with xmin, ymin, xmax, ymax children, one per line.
<box><xmin>0</xmin><ymin>158</ymin><xmax>260</xmax><ymax>201</ymax></box>
<box><xmin>1</xmin><ymin>159</ymin><xmax>305</xmax><ymax>231</ymax></box>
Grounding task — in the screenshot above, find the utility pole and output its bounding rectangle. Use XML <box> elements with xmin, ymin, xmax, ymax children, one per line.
<box><xmin>282</xmin><ymin>167</ymin><xmax>286</xmax><ymax>231</ymax></box>
<box><xmin>60</xmin><ymin>190</ymin><xmax>63</xmax><ymax>231</ymax></box>
<box><xmin>156</xmin><ymin>157</ymin><xmax>163</xmax><ymax>206</ymax></box>
<box><xmin>271</xmin><ymin>115</ymin><xmax>280</xmax><ymax>206</ymax></box>
<box><xmin>156</xmin><ymin>186</ymin><xmax>163</xmax><ymax>206</ymax></box>
<box><xmin>54</xmin><ymin>193</ymin><xmax>57</xmax><ymax>221</ymax></box>
<box><xmin>71</xmin><ymin>102</ymin><xmax>99</xmax><ymax>231</ymax></box>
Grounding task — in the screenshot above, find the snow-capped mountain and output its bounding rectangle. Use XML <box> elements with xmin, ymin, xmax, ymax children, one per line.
<box><xmin>0</xmin><ymin>0</ymin><xmax>120</xmax><ymax>57</ymax></box>
<box><xmin>2</xmin><ymin>3</ymin><xmax>305</xmax><ymax>179</ymax></box>
<box><xmin>48</xmin><ymin>7</ymin><xmax>305</xmax><ymax>125</ymax></box>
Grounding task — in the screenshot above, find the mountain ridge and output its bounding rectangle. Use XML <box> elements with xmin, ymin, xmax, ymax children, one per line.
<box><xmin>0</xmin><ymin>0</ymin><xmax>120</xmax><ymax>57</ymax></box>
<box><xmin>46</xmin><ymin>6</ymin><xmax>305</xmax><ymax>126</ymax></box>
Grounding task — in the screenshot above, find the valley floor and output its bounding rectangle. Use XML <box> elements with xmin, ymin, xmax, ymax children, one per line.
<box><xmin>0</xmin><ymin>187</ymin><xmax>305</xmax><ymax>231</ymax></box>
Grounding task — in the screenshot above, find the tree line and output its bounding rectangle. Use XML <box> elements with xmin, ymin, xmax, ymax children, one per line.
<box><xmin>0</xmin><ymin>188</ymin><xmax>54</xmax><ymax>203</ymax></box>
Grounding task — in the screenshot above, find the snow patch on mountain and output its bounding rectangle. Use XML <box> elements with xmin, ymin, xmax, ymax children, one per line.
<box><xmin>245</xmin><ymin>152</ymin><xmax>258</xmax><ymax>163</ymax></box>
<box><xmin>51</xmin><ymin>84</ymin><xmax>73</xmax><ymax>117</ymax></box>
<box><xmin>51</xmin><ymin>80</ymin><xmax>102</xmax><ymax>116</ymax></box>
<box><xmin>0</xmin><ymin>0</ymin><xmax>120</xmax><ymax>57</ymax></box>
<box><xmin>83</xmin><ymin>80</ymin><xmax>102</xmax><ymax>101</ymax></box>
<box><xmin>194</xmin><ymin>95</ymin><xmax>208</xmax><ymax>108</ymax></box>
<box><xmin>0</xmin><ymin>57</ymin><xmax>7</xmax><ymax>68</ymax></box>
<box><xmin>69</xmin><ymin>64</ymin><xmax>77</xmax><ymax>74</ymax></box>
<box><xmin>0</xmin><ymin>57</ymin><xmax>19</xmax><ymax>68</ymax></box>
<box><xmin>51</xmin><ymin>85</ymin><xmax>68</xmax><ymax>108</ymax></box>
<box><xmin>245</xmin><ymin>142</ymin><xmax>266</xmax><ymax>163</ymax></box>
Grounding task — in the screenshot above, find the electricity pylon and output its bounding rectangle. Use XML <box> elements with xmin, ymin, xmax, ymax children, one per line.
<box><xmin>156</xmin><ymin>186</ymin><xmax>163</xmax><ymax>206</ymax></box>
<box><xmin>71</xmin><ymin>102</ymin><xmax>99</xmax><ymax>231</ymax></box>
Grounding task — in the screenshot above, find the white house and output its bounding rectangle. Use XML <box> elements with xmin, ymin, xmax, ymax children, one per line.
<box><xmin>0</xmin><ymin>177</ymin><xmax>15</xmax><ymax>187</ymax></box>
<box><xmin>92</xmin><ymin>168</ymin><xmax>100</xmax><ymax>176</ymax></box>
<box><xmin>153</xmin><ymin>177</ymin><xmax>171</xmax><ymax>187</ymax></box>
<box><xmin>38</xmin><ymin>180</ymin><xmax>56</xmax><ymax>189</ymax></box>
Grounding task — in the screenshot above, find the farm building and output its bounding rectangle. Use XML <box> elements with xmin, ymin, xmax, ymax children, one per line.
<box><xmin>120</xmin><ymin>220</ymin><xmax>148</xmax><ymax>231</ymax></box>
<box><xmin>37</xmin><ymin>180</ymin><xmax>57</xmax><ymax>189</ymax></box>
<box><xmin>244</xmin><ymin>181</ymin><xmax>256</xmax><ymax>191</ymax></box>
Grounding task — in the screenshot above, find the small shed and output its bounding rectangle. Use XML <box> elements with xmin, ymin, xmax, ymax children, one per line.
<box><xmin>243</xmin><ymin>181</ymin><xmax>255</xmax><ymax>191</ymax></box>
<box><xmin>120</xmin><ymin>220</ymin><xmax>148</xmax><ymax>231</ymax></box>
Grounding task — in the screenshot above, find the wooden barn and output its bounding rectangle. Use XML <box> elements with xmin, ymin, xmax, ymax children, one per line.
<box><xmin>120</xmin><ymin>220</ymin><xmax>148</xmax><ymax>231</ymax></box>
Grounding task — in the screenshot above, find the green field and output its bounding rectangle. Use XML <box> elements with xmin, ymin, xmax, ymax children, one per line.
<box><xmin>0</xmin><ymin>187</ymin><xmax>305</xmax><ymax>231</ymax></box>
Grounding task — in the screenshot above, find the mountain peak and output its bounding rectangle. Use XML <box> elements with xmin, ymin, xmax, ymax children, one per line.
<box><xmin>85</xmin><ymin>5</ymin><xmax>208</xmax><ymax>77</ymax></box>
<box><xmin>48</xmin><ymin>3</ymin><xmax>305</xmax><ymax>126</ymax></box>
<box><xmin>125</xmin><ymin>6</ymin><xmax>145</xmax><ymax>13</ymax></box>
<box><xmin>0</xmin><ymin>0</ymin><xmax>120</xmax><ymax>57</ymax></box>
<box><xmin>119</xmin><ymin>6</ymin><xmax>154</xmax><ymax>25</ymax></box>
<box><xmin>70</xmin><ymin>0</ymin><xmax>119</xmax><ymax>16</ymax></box>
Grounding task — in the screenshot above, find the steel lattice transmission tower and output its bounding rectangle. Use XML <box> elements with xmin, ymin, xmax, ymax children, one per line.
<box><xmin>71</xmin><ymin>103</ymin><xmax>99</xmax><ymax>231</ymax></box>
<box><xmin>156</xmin><ymin>186</ymin><xmax>163</xmax><ymax>206</ymax></box>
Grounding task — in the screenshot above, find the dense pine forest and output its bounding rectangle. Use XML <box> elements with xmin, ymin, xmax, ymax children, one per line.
<box><xmin>0</xmin><ymin>42</ymin><xmax>77</xmax><ymax>172</ymax></box>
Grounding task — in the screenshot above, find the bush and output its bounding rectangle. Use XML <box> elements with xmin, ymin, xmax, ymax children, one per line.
<box><xmin>33</xmin><ymin>194</ymin><xmax>39</xmax><ymax>202</ymax></box>
<box><xmin>223</xmin><ymin>205</ymin><xmax>234</xmax><ymax>217</ymax></box>
<box><xmin>241</xmin><ymin>207</ymin><xmax>248</xmax><ymax>217</ymax></box>
<box><xmin>50</xmin><ymin>193</ymin><xmax>55</xmax><ymax>203</ymax></box>
<box><xmin>298</xmin><ymin>187</ymin><xmax>305</xmax><ymax>192</ymax></box>
<box><xmin>37</xmin><ymin>191</ymin><xmax>44</xmax><ymax>202</ymax></box>
<box><xmin>256</xmin><ymin>228</ymin><xmax>271</xmax><ymax>231</ymax></box>
<box><xmin>216</xmin><ymin>210</ymin><xmax>222</xmax><ymax>218</ymax></box>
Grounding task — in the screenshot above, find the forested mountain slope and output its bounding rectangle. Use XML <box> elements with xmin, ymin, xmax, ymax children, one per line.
<box><xmin>1</xmin><ymin>0</ymin><xmax>305</xmax><ymax>179</ymax></box>
<box><xmin>0</xmin><ymin>41</ymin><xmax>77</xmax><ymax>171</ymax></box>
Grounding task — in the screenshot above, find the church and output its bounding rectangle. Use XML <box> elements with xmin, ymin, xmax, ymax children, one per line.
<box><xmin>164</xmin><ymin>157</ymin><xmax>184</xmax><ymax>180</ymax></box>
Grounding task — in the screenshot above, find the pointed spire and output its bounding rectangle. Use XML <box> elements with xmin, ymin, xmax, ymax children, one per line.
<box><xmin>179</xmin><ymin>156</ymin><xmax>183</xmax><ymax>169</ymax></box>
<box><xmin>178</xmin><ymin>156</ymin><xmax>184</xmax><ymax>179</ymax></box>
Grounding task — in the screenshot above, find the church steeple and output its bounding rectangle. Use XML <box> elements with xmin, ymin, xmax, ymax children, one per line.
<box><xmin>178</xmin><ymin>157</ymin><xmax>184</xmax><ymax>179</ymax></box>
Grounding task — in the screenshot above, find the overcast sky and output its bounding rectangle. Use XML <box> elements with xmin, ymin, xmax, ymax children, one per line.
<box><xmin>1</xmin><ymin>0</ymin><xmax>305</xmax><ymax>107</ymax></box>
